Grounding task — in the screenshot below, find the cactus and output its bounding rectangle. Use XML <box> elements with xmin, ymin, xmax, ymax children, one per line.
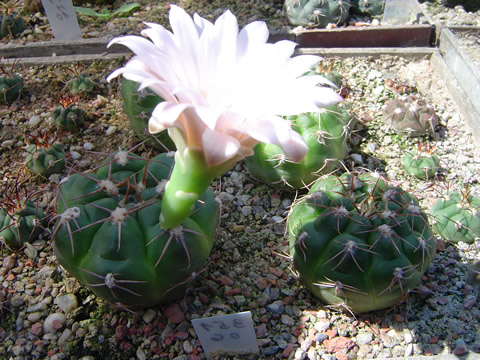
<box><xmin>52</xmin><ymin>151</ymin><xmax>218</xmax><ymax>309</ymax></box>
<box><xmin>245</xmin><ymin>104</ymin><xmax>351</xmax><ymax>190</ymax></box>
<box><xmin>0</xmin><ymin>180</ymin><xmax>46</xmax><ymax>249</ymax></box>
<box><xmin>431</xmin><ymin>189</ymin><xmax>480</xmax><ymax>244</ymax></box>
<box><xmin>353</xmin><ymin>0</ymin><xmax>385</xmax><ymax>16</ymax></box>
<box><xmin>382</xmin><ymin>94</ymin><xmax>439</xmax><ymax>139</ymax></box>
<box><xmin>25</xmin><ymin>134</ymin><xmax>66</xmax><ymax>176</ymax></box>
<box><xmin>67</xmin><ymin>74</ymin><xmax>95</xmax><ymax>95</ymax></box>
<box><xmin>285</xmin><ymin>0</ymin><xmax>351</xmax><ymax>28</ymax></box>
<box><xmin>121</xmin><ymin>79</ymin><xmax>175</xmax><ymax>151</ymax></box>
<box><xmin>288</xmin><ymin>173</ymin><xmax>436</xmax><ymax>312</ymax></box>
<box><xmin>51</xmin><ymin>95</ymin><xmax>86</xmax><ymax>130</ymax></box>
<box><xmin>303</xmin><ymin>59</ymin><xmax>343</xmax><ymax>89</ymax></box>
<box><xmin>0</xmin><ymin>11</ymin><xmax>25</xmax><ymax>38</ymax></box>
<box><xmin>402</xmin><ymin>143</ymin><xmax>440</xmax><ymax>180</ymax></box>
<box><xmin>0</xmin><ymin>69</ymin><xmax>23</xmax><ymax>105</ymax></box>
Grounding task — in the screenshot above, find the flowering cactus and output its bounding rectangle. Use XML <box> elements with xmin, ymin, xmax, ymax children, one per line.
<box><xmin>431</xmin><ymin>189</ymin><xmax>480</xmax><ymax>244</ymax></box>
<box><xmin>288</xmin><ymin>173</ymin><xmax>436</xmax><ymax>312</ymax></box>
<box><xmin>285</xmin><ymin>0</ymin><xmax>351</xmax><ymax>28</ymax></box>
<box><xmin>53</xmin><ymin>152</ymin><xmax>219</xmax><ymax>308</ymax></box>
<box><xmin>107</xmin><ymin>5</ymin><xmax>342</xmax><ymax>229</ymax></box>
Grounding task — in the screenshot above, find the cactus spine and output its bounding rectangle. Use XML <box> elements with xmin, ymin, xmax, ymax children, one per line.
<box><xmin>285</xmin><ymin>0</ymin><xmax>351</xmax><ymax>28</ymax></box>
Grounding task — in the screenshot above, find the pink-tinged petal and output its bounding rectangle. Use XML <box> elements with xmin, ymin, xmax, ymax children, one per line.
<box><xmin>202</xmin><ymin>127</ymin><xmax>240</xmax><ymax>166</ymax></box>
<box><xmin>149</xmin><ymin>102</ymin><xmax>189</xmax><ymax>133</ymax></box>
<box><xmin>237</xmin><ymin>21</ymin><xmax>269</xmax><ymax>60</ymax></box>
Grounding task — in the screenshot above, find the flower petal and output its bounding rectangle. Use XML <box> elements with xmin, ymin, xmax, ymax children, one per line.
<box><xmin>202</xmin><ymin>127</ymin><xmax>241</xmax><ymax>166</ymax></box>
<box><xmin>149</xmin><ymin>102</ymin><xmax>189</xmax><ymax>133</ymax></box>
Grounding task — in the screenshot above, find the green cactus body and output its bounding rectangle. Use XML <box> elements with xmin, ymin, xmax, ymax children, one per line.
<box><xmin>431</xmin><ymin>192</ymin><xmax>480</xmax><ymax>244</ymax></box>
<box><xmin>0</xmin><ymin>72</ymin><xmax>23</xmax><ymax>104</ymax></box>
<box><xmin>25</xmin><ymin>143</ymin><xmax>66</xmax><ymax>176</ymax></box>
<box><xmin>402</xmin><ymin>146</ymin><xmax>440</xmax><ymax>180</ymax></box>
<box><xmin>245</xmin><ymin>104</ymin><xmax>350</xmax><ymax>190</ymax></box>
<box><xmin>121</xmin><ymin>79</ymin><xmax>175</xmax><ymax>151</ymax></box>
<box><xmin>288</xmin><ymin>173</ymin><xmax>436</xmax><ymax>312</ymax></box>
<box><xmin>285</xmin><ymin>0</ymin><xmax>351</xmax><ymax>28</ymax></box>
<box><xmin>383</xmin><ymin>95</ymin><xmax>439</xmax><ymax>138</ymax></box>
<box><xmin>0</xmin><ymin>200</ymin><xmax>46</xmax><ymax>248</ymax></box>
<box><xmin>52</xmin><ymin>104</ymin><xmax>86</xmax><ymax>130</ymax></box>
<box><xmin>354</xmin><ymin>0</ymin><xmax>385</xmax><ymax>16</ymax></box>
<box><xmin>0</xmin><ymin>12</ymin><xmax>25</xmax><ymax>38</ymax></box>
<box><xmin>53</xmin><ymin>152</ymin><xmax>218</xmax><ymax>309</ymax></box>
<box><xmin>67</xmin><ymin>74</ymin><xmax>95</xmax><ymax>95</ymax></box>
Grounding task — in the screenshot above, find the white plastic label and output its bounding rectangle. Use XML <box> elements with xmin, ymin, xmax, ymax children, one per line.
<box><xmin>192</xmin><ymin>311</ymin><xmax>259</xmax><ymax>358</ymax></box>
<box><xmin>41</xmin><ymin>0</ymin><xmax>81</xmax><ymax>40</ymax></box>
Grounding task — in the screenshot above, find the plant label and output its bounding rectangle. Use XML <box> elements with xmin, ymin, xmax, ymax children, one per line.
<box><xmin>192</xmin><ymin>311</ymin><xmax>259</xmax><ymax>358</ymax></box>
<box><xmin>41</xmin><ymin>0</ymin><xmax>82</xmax><ymax>40</ymax></box>
<box><xmin>383</xmin><ymin>0</ymin><xmax>411</xmax><ymax>25</ymax></box>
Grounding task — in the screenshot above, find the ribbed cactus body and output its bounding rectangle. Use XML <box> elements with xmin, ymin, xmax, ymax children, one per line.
<box><xmin>354</xmin><ymin>0</ymin><xmax>385</xmax><ymax>16</ymax></box>
<box><xmin>431</xmin><ymin>192</ymin><xmax>480</xmax><ymax>244</ymax></box>
<box><xmin>245</xmin><ymin>104</ymin><xmax>350</xmax><ymax>190</ymax></box>
<box><xmin>0</xmin><ymin>72</ymin><xmax>23</xmax><ymax>104</ymax></box>
<box><xmin>285</xmin><ymin>0</ymin><xmax>351</xmax><ymax>28</ymax></box>
<box><xmin>121</xmin><ymin>79</ymin><xmax>175</xmax><ymax>151</ymax></box>
<box><xmin>0</xmin><ymin>200</ymin><xmax>46</xmax><ymax>248</ymax></box>
<box><xmin>67</xmin><ymin>74</ymin><xmax>95</xmax><ymax>95</ymax></box>
<box><xmin>288</xmin><ymin>173</ymin><xmax>435</xmax><ymax>312</ymax></box>
<box><xmin>383</xmin><ymin>95</ymin><xmax>438</xmax><ymax>138</ymax></box>
<box><xmin>402</xmin><ymin>147</ymin><xmax>440</xmax><ymax>180</ymax></box>
<box><xmin>25</xmin><ymin>143</ymin><xmax>66</xmax><ymax>176</ymax></box>
<box><xmin>53</xmin><ymin>152</ymin><xmax>218</xmax><ymax>308</ymax></box>
<box><xmin>52</xmin><ymin>104</ymin><xmax>86</xmax><ymax>130</ymax></box>
<box><xmin>0</xmin><ymin>12</ymin><xmax>25</xmax><ymax>38</ymax></box>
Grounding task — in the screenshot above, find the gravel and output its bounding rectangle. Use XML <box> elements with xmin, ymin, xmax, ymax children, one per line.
<box><xmin>1</xmin><ymin>1</ymin><xmax>480</xmax><ymax>360</ymax></box>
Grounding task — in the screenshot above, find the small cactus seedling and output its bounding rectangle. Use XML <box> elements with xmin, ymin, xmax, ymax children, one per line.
<box><xmin>0</xmin><ymin>3</ymin><xmax>25</xmax><ymax>39</ymax></box>
<box><xmin>24</xmin><ymin>132</ymin><xmax>66</xmax><ymax>176</ymax></box>
<box><xmin>288</xmin><ymin>172</ymin><xmax>436</xmax><ymax>312</ymax></box>
<box><xmin>382</xmin><ymin>94</ymin><xmax>439</xmax><ymax>139</ymax></box>
<box><xmin>285</xmin><ymin>0</ymin><xmax>351</xmax><ymax>28</ymax></box>
<box><xmin>0</xmin><ymin>178</ymin><xmax>46</xmax><ymax>249</ymax></box>
<box><xmin>53</xmin><ymin>151</ymin><xmax>218</xmax><ymax>309</ymax></box>
<box><xmin>245</xmin><ymin>104</ymin><xmax>351</xmax><ymax>190</ymax></box>
<box><xmin>121</xmin><ymin>79</ymin><xmax>175</xmax><ymax>151</ymax></box>
<box><xmin>402</xmin><ymin>143</ymin><xmax>441</xmax><ymax>180</ymax></box>
<box><xmin>51</xmin><ymin>94</ymin><xmax>86</xmax><ymax>130</ymax></box>
<box><xmin>0</xmin><ymin>64</ymin><xmax>23</xmax><ymax>105</ymax></box>
<box><xmin>353</xmin><ymin>0</ymin><xmax>385</xmax><ymax>16</ymax></box>
<box><xmin>67</xmin><ymin>74</ymin><xmax>95</xmax><ymax>95</ymax></box>
<box><xmin>431</xmin><ymin>187</ymin><xmax>480</xmax><ymax>244</ymax></box>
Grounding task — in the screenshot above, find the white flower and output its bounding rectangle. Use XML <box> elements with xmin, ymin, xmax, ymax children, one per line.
<box><xmin>108</xmin><ymin>5</ymin><xmax>342</xmax><ymax>167</ymax></box>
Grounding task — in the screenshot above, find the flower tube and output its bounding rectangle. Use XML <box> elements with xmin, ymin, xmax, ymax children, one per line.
<box><xmin>108</xmin><ymin>5</ymin><xmax>343</xmax><ymax>229</ymax></box>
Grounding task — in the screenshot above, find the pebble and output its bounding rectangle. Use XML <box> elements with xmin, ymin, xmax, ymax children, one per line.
<box><xmin>83</xmin><ymin>142</ymin><xmax>94</xmax><ymax>151</ymax></box>
<box><xmin>105</xmin><ymin>125</ymin><xmax>117</xmax><ymax>135</ymax></box>
<box><xmin>3</xmin><ymin>255</ymin><xmax>16</xmax><ymax>269</ymax></box>
<box><xmin>29</xmin><ymin>115</ymin><xmax>42</xmax><ymax>126</ymax></box>
<box><xmin>281</xmin><ymin>314</ymin><xmax>295</xmax><ymax>326</ymax></box>
<box><xmin>266</xmin><ymin>300</ymin><xmax>284</xmax><ymax>315</ymax></box>
<box><xmin>54</xmin><ymin>294</ymin><xmax>78</xmax><ymax>314</ymax></box>
<box><xmin>58</xmin><ymin>328</ymin><xmax>73</xmax><ymax>346</ymax></box>
<box><xmin>357</xmin><ymin>331</ymin><xmax>374</xmax><ymax>345</ymax></box>
<box><xmin>163</xmin><ymin>303</ymin><xmax>184</xmax><ymax>324</ymax></box>
<box><xmin>43</xmin><ymin>313</ymin><xmax>66</xmax><ymax>334</ymax></box>
<box><xmin>142</xmin><ymin>308</ymin><xmax>156</xmax><ymax>323</ymax></box>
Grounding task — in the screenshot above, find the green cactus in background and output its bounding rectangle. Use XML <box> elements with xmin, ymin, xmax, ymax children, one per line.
<box><xmin>0</xmin><ymin>70</ymin><xmax>23</xmax><ymax>105</ymax></box>
<box><xmin>431</xmin><ymin>189</ymin><xmax>480</xmax><ymax>244</ymax></box>
<box><xmin>0</xmin><ymin>11</ymin><xmax>25</xmax><ymax>38</ymax></box>
<box><xmin>245</xmin><ymin>104</ymin><xmax>351</xmax><ymax>190</ymax></box>
<box><xmin>402</xmin><ymin>143</ymin><xmax>441</xmax><ymax>180</ymax></box>
<box><xmin>353</xmin><ymin>0</ymin><xmax>385</xmax><ymax>16</ymax></box>
<box><xmin>0</xmin><ymin>180</ymin><xmax>46</xmax><ymax>249</ymax></box>
<box><xmin>285</xmin><ymin>0</ymin><xmax>351</xmax><ymax>28</ymax></box>
<box><xmin>303</xmin><ymin>59</ymin><xmax>343</xmax><ymax>89</ymax></box>
<box><xmin>25</xmin><ymin>133</ymin><xmax>66</xmax><ymax>176</ymax></box>
<box><xmin>52</xmin><ymin>96</ymin><xmax>86</xmax><ymax>130</ymax></box>
<box><xmin>382</xmin><ymin>94</ymin><xmax>439</xmax><ymax>139</ymax></box>
<box><xmin>67</xmin><ymin>74</ymin><xmax>95</xmax><ymax>95</ymax></box>
<box><xmin>53</xmin><ymin>151</ymin><xmax>218</xmax><ymax>309</ymax></box>
<box><xmin>121</xmin><ymin>79</ymin><xmax>175</xmax><ymax>151</ymax></box>
<box><xmin>288</xmin><ymin>173</ymin><xmax>436</xmax><ymax>312</ymax></box>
